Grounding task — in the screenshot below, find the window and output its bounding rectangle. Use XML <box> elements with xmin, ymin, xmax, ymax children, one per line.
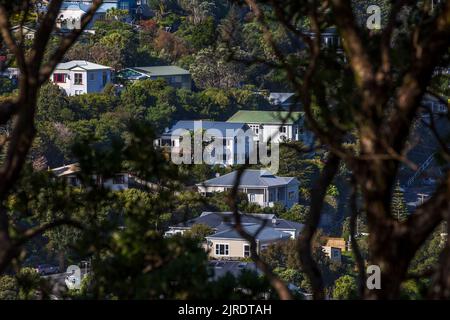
<box><xmin>68</xmin><ymin>176</ymin><xmax>78</xmax><ymax>186</ymax></box>
<box><xmin>113</xmin><ymin>175</ymin><xmax>125</xmax><ymax>185</ymax></box>
<box><xmin>89</xmin><ymin>73</ymin><xmax>95</xmax><ymax>81</ymax></box>
<box><xmin>250</xmin><ymin>193</ymin><xmax>256</xmax><ymax>202</ymax></box>
<box><xmin>288</xmin><ymin>191</ymin><xmax>295</xmax><ymax>200</ymax></box>
<box><xmin>215</xmin><ymin>244</ymin><xmax>229</xmax><ymax>256</ymax></box>
<box><xmin>102</xmin><ymin>71</ymin><xmax>108</xmax><ymax>86</ymax></box>
<box><xmin>53</xmin><ymin>73</ymin><xmax>66</xmax><ymax>83</ymax></box>
<box><xmin>279</xmin><ymin>126</ymin><xmax>287</xmax><ymax>133</ymax></box>
<box><xmin>74</xmin><ymin>90</ymin><xmax>83</xmax><ymax>95</ymax></box>
<box><xmin>74</xmin><ymin>73</ymin><xmax>83</xmax><ymax>85</ymax></box>
<box><xmin>243</xmin><ymin>245</ymin><xmax>250</xmax><ymax>257</ymax></box>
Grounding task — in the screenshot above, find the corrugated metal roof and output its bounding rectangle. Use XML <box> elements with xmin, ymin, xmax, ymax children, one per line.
<box><xmin>227</xmin><ymin>110</ymin><xmax>303</xmax><ymax>125</ymax></box>
<box><xmin>172</xmin><ymin>212</ymin><xmax>303</xmax><ymax>233</ymax></box>
<box><xmin>197</xmin><ymin>169</ymin><xmax>298</xmax><ymax>187</ymax></box>
<box><xmin>163</xmin><ymin>120</ymin><xmax>250</xmax><ymax>138</ymax></box>
<box><xmin>56</xmin><ymin>60</ymin><xmax>111</xmax><ymax>70</ymax></box>
<box><xmin>133</xmin><ymin>66</ymin><xmax>190</xmax><ymax>76</ymax></box>
<box><xmin>206</xmin><ymin>223</ymin><xmax>292</xmax><ymax>241</ymax></box>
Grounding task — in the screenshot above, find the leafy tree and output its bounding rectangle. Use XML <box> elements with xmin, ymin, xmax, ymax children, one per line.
<box><xmin>332</xmin><ymin>275</ymin><xmax>358</xmax><ymax>300</ymax></box>
<box><xmin>391</xmin><ymin>182</ymin><xmax>408</xmax><ymax>221</ymax></box>
<box><xmin>185</xmin><ymin>223</ymin><xmax>214</xmax><ymax>241</ymax></box>
<box><xmin>279</xmin><ymin>204</ymin><xmax>309</xmax><ymax>224</ymax></box>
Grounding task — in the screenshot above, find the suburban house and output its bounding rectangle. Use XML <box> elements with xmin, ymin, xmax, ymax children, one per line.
<box><xmin>156</xmin><ymin>120</ymin><xmax>254</xmax><ymax>166</ymax></box>
<box><xmin>11</xmin><ymin>25</ymin><xmax>36</xmax><ymax>40</ymax></box>
<box><xmin>165</xmin><ymin>211</ymin><xmax>304</xmax><ymax>239</ymax></box>
<box><xmin>205</xmin><ymin>223</ymin><xmax>291</xmax><ymax>259</ymax></box>
<box><xmin>118</xmin><ymin>66</ymin><xmax>192</xmax><ymax>90</ymax></box>
<box><xmin>227</xmin><ymin>110</ymin><xmax>313</xmax><ymax>145</ymax></box>
<box><xmin>197</xmin><ymin>169</ymin><xmax>300</xmax><ymax>209</ymax></box>
<box><xmin>50</xmin><ymin>60</ymin><xmax>112</xmax><ymax>96</ymax></box>
<box><xmin>52</xmin><ymin>163</ymin><xmax>133</xmax><ymax>191</ymax></box>
<box><xmin>57</xmin><ymin>1</ymin><xmax>147</xmax><ymax>31</ymax></box>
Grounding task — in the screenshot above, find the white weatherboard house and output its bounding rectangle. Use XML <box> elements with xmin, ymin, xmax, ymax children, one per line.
<box><xmin>227</xmin><ymin>110</ymin><xmax>313</xmax><ymax>145</ymax></box>
<box><xmin>197</xmin><ymin>169</ymin><xmax>299</xmax><ymax>209</ymax></box>
<box><xmin>156</xmin><ymin>120</ymin><xmax>254</xmax><ymax>166</ymax></box>
<box><xmin>51</xmin><ymin>60</ymin><xmax>112</xmax><ymax>96</ymax></box>
<box><xmin>51</xmin><ymin>163</ymin><xmax>130</xmax><ymax>191</ymax></box>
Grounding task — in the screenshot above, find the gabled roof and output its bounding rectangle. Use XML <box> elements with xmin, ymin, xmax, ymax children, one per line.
<box><xmin>51</xmin><ymin>163</ymin><xmax>81</xmax><ymax>177</ymax></box>
<box><xmin>132</xmin><ymin>66</ymin><xmax>190</xmax><ymax>77</ymax></box>
<box><xmin>269</xmin><ymin>92</ymin><xmax>295</xmax><ymax>105</ymax></box>
<box><xmin>55</xmin><ymin>60</ymin><xmax>111</xmax><ymax>71</ymax></box>
<box><xmin>206</xmin><ymin>223</ymin><xmax>291</xmax><ymax>241</ymax></box>
<box><xmin>197</xmin><ymin>169</ymin><xmax>298</xmax><ymax>188</ymax></box>
<box><xmin>227</xmin><ymin>110</ymin><xmax>303</xmax><ymax>125</ymax></box>
<box><xmin>162</xmin><ymin>120</ymin><xmax>250</xmax><ymax>138</ymax></box>
<box><xmin>172</xmin><ymin>212</ymin><xmax>303</xmax><ymax>233</ymax></box>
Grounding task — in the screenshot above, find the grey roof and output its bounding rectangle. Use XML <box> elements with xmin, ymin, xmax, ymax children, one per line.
<box><xmin>56</xmin><ymin>60</ymin><xmax>111</xmax><ymax>71</ymax></box>
<box><xmin>206</xmin><ymin>223</ymin><xmax>292</xmax><ymax>241</ymax></box>
<box><xmin>162</xmin><ymin>120</ymin><xmax>249</xmax><ymax>138</ymax></box>
<box><xmin>208</xmin><ymin>260</ymin><xmax>260</xmax><ymax>281</ymax></box>
<box><xmin>197</xmin><ymin>169</ymin><xmax>298</xmax><ymax>188</ymax></box>
<box><xmin>172</xmin><ymin>212</ymin><xmax>303</xmax><ymax>233</ymax></box>
<box><xmin>133</xmin><ymin>66</ymin><xmax>190</xmax><ymax>77</ymax></box>
<box><xmin>269</xmin><ymin>92</ymin><xmax>295</xmax><ymax>105</ymax></box>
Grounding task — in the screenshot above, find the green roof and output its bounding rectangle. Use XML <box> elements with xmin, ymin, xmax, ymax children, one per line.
<box><xmin>133</xmin><ymin>66</ymin><xmax>190</xmax><ymax>76</ymax></box>
<box><xmin>227</xmin><ymin>110</ymin><xmax>303</xmax><ymax>125</ymax></box>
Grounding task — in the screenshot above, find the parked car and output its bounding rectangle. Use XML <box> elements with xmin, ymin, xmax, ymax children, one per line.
<box><xmin>34</xmin><ymin>264</ymin><xmax>59</xmax><ymax>275</ymax></box>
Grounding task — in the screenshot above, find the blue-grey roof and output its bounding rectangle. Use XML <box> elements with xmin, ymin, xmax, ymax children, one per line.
<box><xmin>172</xmin><ymin>212</ymin><xmax>303</xmax><ymax>233</ymax></box>
<box><xmin>206</xmin><ymin>223</ymin><xmax>291</xmax><ymax>241</ymax></box>
<box><xmin>163</xmin><ymin>120</ymin><xmax>249</xmax><ymax>138</ymax></box>
<box><xmin>198</xmin><ymin>169</ymin><xmax>298</xmax><ymax>188</ymax></box>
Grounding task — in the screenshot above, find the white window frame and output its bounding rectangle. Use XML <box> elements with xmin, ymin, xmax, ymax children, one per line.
<box><xmin>243</xmin><ymin>244</ymin><xmax>250</xmax><ymax>257</ymax></box>
<box><xmin>215</xmin><ymin>243</ymin><xmax>229</xmax><ymax>256</ymax></box>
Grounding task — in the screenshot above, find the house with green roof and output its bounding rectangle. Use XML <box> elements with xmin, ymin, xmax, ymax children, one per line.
<box><xmin>227</xmin><ymin>110</ymin><xmax>312</xmax><ymax>144</ymax></box>
<box><xmin>118</xmin><ymin>65</ymin><xmax>192</xmax><ymax>90</ymax></box>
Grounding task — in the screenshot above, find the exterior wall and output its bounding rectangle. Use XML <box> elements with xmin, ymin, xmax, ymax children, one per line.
<box><xmin>206</xmin><ymin>238</ymin><xmax>253</xmax><ymax>259</ymax></box>
<box><xmin>162</xmin><ymin>134</ymin><xmax>252</xmax><ymax>166</ymax></box>
<box><xmin>198</xmin><ymin>183</ymin><xmax>298</xmax><ymax>209</ymax></box>
<box><xmin>149</xmin><ymin>74</ymin><xmax>191</xmax><ymax>90</ymax></box>
<box><xmin>285</xmin><ymin>181</ymin><xmax>299</xmax><ymax>209</ymax></box>
<box><xmin>322</xmin><ymin>246</ymin><xmax>342</xmax><ymax>263</ymax></box>
<box><xmin>51</xmin><ymin>68</ymin><xmax>111</xmax><ymax>96</ymax></box>
<box><xmin>62</xmin><ymin>173</ymin><xmax>129</xmax><ymax>191</ymax></box>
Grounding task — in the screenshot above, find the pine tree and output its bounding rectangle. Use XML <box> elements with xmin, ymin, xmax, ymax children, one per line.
<box><xmin>391</xmin><ymin>182</ymin><xmax>408</xmax><ymax>221</ymax></box>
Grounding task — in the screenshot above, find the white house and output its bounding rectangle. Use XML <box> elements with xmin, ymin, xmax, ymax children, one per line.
<box><xmin>50</xmin><ymin>60</ymin><xmax>112</xmax><ymax>96</ymax></box>
<box><xmin>156</xmin><ymin>120</ymin><xmax>254</xmax><ymax>166</ymax></box>
<box><xmin>51</xmin><ymin>163</ymin><xmax>131</xmax><ymax>191</ymax></box>
<box><xmin>197</xmin><ymin>169</ymin><xmax>300</xmax><ymax>209</ymax></box>
<box><xmin>165</xmin><ymin>212</ymin><xmax>304</xmax><ymax>240</ymax></box>
<box><xmin>227</xmin><ymin>110</ymin><xmax>313</xmax><ymax>145</ymax></box>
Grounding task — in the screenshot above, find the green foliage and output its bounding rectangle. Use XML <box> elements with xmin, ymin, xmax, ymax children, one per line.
<box><xmin>332</xmin><ymin>275</ymin><xmax>358</xmax><ymax>300</ymax></box>
<box><xmin>391</xmin><ymin>182</ymin><xmax>408</xmax><ymax>221</ymax></box>
<box><xmin>185</xmin><ymin>223</ymin><xmax>214</xmax><ymax>241</ymax></box>
<box><xmin>279</xmin><ymin>204</ymin><xmax>309</xmax><ymax>224</ymax></box>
